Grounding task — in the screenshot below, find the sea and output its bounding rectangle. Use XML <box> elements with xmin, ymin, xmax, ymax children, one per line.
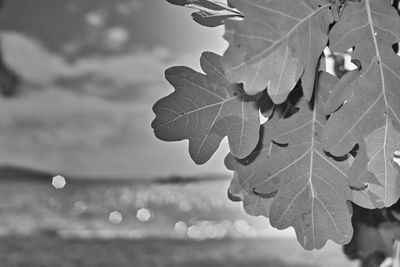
<box><xmin>0</xmin><ymin>177</ymin><xmax>295</xmax><ymax>240</ymax></box>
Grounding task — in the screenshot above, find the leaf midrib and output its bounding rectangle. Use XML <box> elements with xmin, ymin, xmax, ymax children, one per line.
<box><xmin>366</xmin><ymin>0</ymin><xmax>388</xmax><ymax>204</ymax></box>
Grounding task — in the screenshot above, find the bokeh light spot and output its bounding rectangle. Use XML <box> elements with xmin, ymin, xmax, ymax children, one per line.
<box><xmin>187</xmin><ymin>225</ymin><xmax>202</xmax><ymax>239</ymax></box>
<box><xmin>52</xmin><ymin>175</ymin><xmax>66</xmax><ymax>189</ymax></box>
<box><xmin>174</xmin><ymin>221</ymin><xmax>187</xmax><ymax>235</ymax></box>
<box><xmin>109</xmin><ymin>211</ymin><xmax>123</xmax><ymax>224</ymax></box>
<box><xmin>136</xmin><ymin>208</ymin><xmax>151</xmax><ymax>222</ymax></box>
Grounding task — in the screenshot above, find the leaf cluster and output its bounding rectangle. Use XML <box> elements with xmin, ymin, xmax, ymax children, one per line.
<box><xmin>152</xmin><ymin>0</ymin><xmax>400</xmax><ymax>249</ymax></box>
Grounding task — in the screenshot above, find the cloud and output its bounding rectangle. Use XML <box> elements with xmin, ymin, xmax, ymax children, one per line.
<box><xmin>0</xmin><ymin>31</ymin><xmax>188</xmax><ymax>103</ymax></box>
<box><xmin>1</xmin><ymin>31</ymin><xmax>170</xmax><ymax>85</ymax></box>
<box><xmin>0</xmin><ymin>88</ymin><xmax>136</xmax><ymax>175</ymax></box>
<box><xmin>0</xmin><ymin>31</ymin><xmax>229</xmax><ymax>178</ymax></box>
<box><xmin>71</xmin><ymin>46</ymin><xmax>171</xmax><ymax>86</ymax></box>
<box><xmin>0</xmin><ymin>89</ymin><xmax>134</xmax><ymax>146</ymax></box>
<box><xmin>0</xmin><ymin>32</ymin><xmax>72</xmax><ymax>85</ymax></box>
<box><xmin>0</xmin><ymin>87</ymin><xmax>229</xmax><ymax>177</ymax></box>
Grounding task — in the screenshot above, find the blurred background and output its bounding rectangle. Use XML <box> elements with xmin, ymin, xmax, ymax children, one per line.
<box><xmin>0</xmin><ymin>0</ymin><xmax>368</xmax><ymax>266</ymax></box>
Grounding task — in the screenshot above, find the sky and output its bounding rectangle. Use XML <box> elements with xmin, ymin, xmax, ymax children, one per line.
<box><xmin>0</xmin><ymin>0</ymin><xmax>231</xmax><ymax>178</ymax></box>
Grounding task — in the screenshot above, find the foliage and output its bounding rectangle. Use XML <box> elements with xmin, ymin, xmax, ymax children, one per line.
<box><xmin>152</xmin><ymin>0</ymin><xmax>400</xmax><ymax>250</ymax></box>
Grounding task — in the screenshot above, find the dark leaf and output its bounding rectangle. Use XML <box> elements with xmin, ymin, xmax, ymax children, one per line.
<box><xmin>166</xmin><ymin>0</ymin><xmax>244</xmax><ymax>27</ymax></box>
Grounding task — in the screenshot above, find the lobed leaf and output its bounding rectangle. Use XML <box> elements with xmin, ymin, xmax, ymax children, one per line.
<box><xmin>323</xmin><ymin>0</ymin><xmax>400</xmax><ymax>208</ymax></box>
<box><xmin>152</xmin><ymin>52</ymin><xmax>260</xmax><ymax>164</ymax></box>
<box><xmin>324</xmin><ymin>69</ymin><xmax>360</xmax><ymax>115</ymax></box>
<box><xmin>166</xmin><ymin>0</ymin><xmax>244</xmax><ymax>27</ymax></box>
<box><xmin>225</xmin><ymin>114</ymin><xmax>282</xmax><ymax>216</ymax></box>
<box><xmin>228</xmin><ymin>73</ymin><xmax>354</xmax><ymax>249</ymax></box>
<box><xmin>222</xmin><ymin>0</ymin><xmax>333</xmax><ymax>103</ymax></box>
<box><xmin>156</xmin><ymin>0</ymin><xmax>400</xmax><ymax>251</ymax></box>
<box><xmin>347</xmin><ymin>126</ymin><xmax>400</xmax><ymax>209</ymax></box>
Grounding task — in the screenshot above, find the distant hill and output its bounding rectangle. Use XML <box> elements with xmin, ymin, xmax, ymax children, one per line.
<box><xmin>153</xmin><ymin>174</ymin><xmax>229</xmax><ymax>184</ymax></box>
<box><xmin>0</xmin><ymin>165</ymin><xmax>55</xmax><ymax>182</ymax></box>
<box><xmin>0</xmin><ymin>165</ymin><xmax>229</xmax><ymax>184</ymax></box>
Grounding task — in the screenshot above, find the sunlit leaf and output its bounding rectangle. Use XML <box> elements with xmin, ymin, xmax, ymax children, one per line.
<box><xmin>225</xmin><ymin>118</ymin><xmax>282</xmax><ymax>216</ymax></box>
<box><xmin>222</xmin><ymin>0</ymin><xmax>333</xmax><ymax>103</ymax></box>
<box><xmin>323</xmin><ymin>0</ymin><xmax>400</xmax><ymax>208</ymax></box>
<box><xmin>324</xmin><ymin>70</ymin><xmax>360</xmax><ymax>115</ymax></box>
<box><xmin>227</xmin><ymin>73</ymin><xmax>353</xmax><ymax>249</ymax></box>
<box><xmin>153</xmin><ymin>0</ymin><xmax>400</xmax><ymax>252</ymax></box>
<box><xmin>152</xmin><ymin>52</ymin><xmax>260</xmax><ymax>164</ymax></box>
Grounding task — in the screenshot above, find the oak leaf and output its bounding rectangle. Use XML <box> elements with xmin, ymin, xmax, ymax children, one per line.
<box><xmin>152</xmin><ymin>52</ymin><xmax>260</xmax><ymax>164</ymax></box>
